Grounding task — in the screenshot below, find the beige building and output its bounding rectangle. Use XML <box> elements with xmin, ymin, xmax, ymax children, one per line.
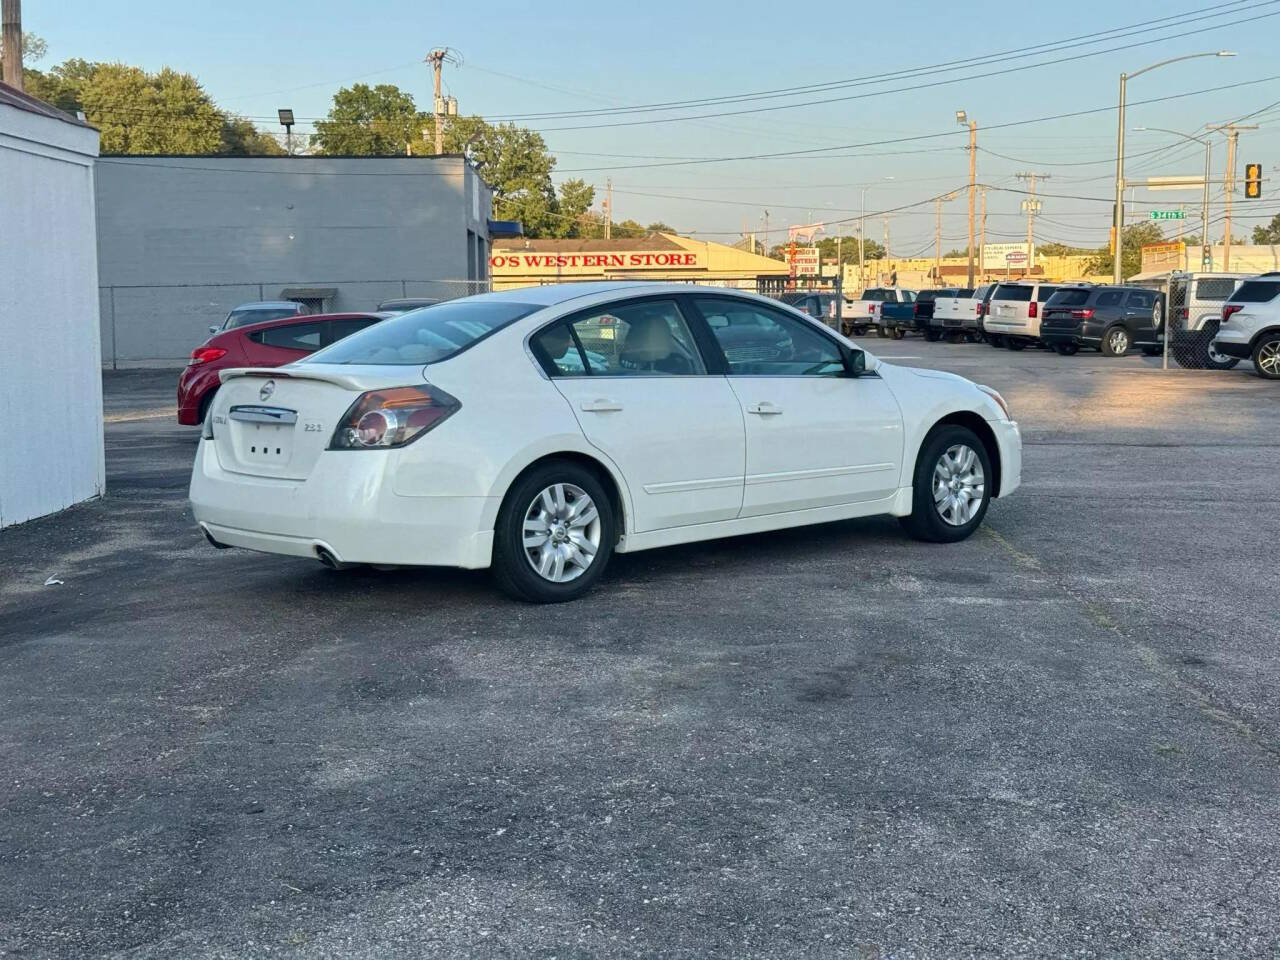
<box><xmin>489</xmin><ymin>234</ymin><xmax>791</xmax><ymax>290</ymax></box>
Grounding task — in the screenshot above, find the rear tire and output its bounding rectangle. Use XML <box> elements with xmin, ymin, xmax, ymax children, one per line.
<box><xmin>492</xmin><ymin>461</ymin><xmax>616</xmax><ymax>603</ymax></box>
<box><xmin>1006</xmin><ymin>338</ymin><xmax>1026</xmax><ymax>351</ymax></box>
<box><xmin>891</xmin><ymin>327</ymin><xmax>905</xmax><ymax>340</ymax></box>
<box><xmin>875</xmin><ymin>325</ymin><xmax>887</xmax><ymax>338</ymax></box>
<box><xmin>1101</xmin><ymin>325</ymin><xmax>1131</xmax><ymax>357</ymax></box>
<box><xmin>1054</xmin><ymin>343</ymin><xmax>1079</xmax><ymax>356</ymax></box>
<box><xmin>899</xmin><ymin>424</ymin><xmax>993</xmax><ymax>544</ymax></box>
<box><xmin>924</xmin><ymin>328</ymin><xmax>941</xmax><ymax>342</ymax></box>
<box><xmin>988</xmin><ymin>334</ymin><xmax>1005</xmax><ymax>348</ymax></box>
<box><xmin>1253</xmin><ymin>333</ymin><xmax>1280</xmax><ymax>380</ymax></box>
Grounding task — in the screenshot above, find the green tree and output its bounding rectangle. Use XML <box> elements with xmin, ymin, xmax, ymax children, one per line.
<box><xmin>442</xmin><ymin>115</ymin><xmax>563</xmax><ymax>236</ymax></box>
<box><xmin>554</xmin><ymin>178</ymin><xmax>596</xmax><ymax>237</ymax></box>
<box><xmin>220</xmin><ymin>116</ymin><xmax>286</xmax><ymax>156</ymax></box>
<box><xmin>0</xmin><ymin>30</ymin><xmax>46</xmax><ymax>70</ymax></box>
<box><xmin>1037</xmin><ymin>241</ymin><xmax>1093</xmax><ymax>257</ymax></box>
<box><xmin>770</xmin><ymin>235</ymin><xmax>884</xmax><ymax>263</ymax></box>
<box><xmin>311</xmin><ymin>83</ymin><xmax>423</xmax><ymax>156</ymax></box>
<box><xmin>1086</xmin><ymin>222</ymin><xmax>1165</xmax><ymax>279</ymax></box>
<box><xmin>1252</xmin><ymin>214</ymin><xmax>1280</xmax><ymax>244</ymax></box>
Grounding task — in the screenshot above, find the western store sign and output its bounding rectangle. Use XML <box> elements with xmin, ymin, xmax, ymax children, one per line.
<box><xmin>490</xmin><ymin>251</ymin><xmax>702</xmax><ymax>271</ymax></box>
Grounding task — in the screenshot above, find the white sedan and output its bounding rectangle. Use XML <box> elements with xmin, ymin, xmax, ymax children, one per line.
<box><xmin>191</xmin><ymin>283</ymin><xmax>1021</xmax><ymax>602</ymax></box>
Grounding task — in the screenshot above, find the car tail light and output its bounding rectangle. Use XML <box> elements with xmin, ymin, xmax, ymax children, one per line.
<box><xmin>976</xmin><ymin>302</ymin><xmax>986</xmax><ymax>317</ymax></box>
<box><xmin>868</xmin><ymin>303</ymin><xmax>876</xmax><ymax>314</ymax></box>
<box><xmin>1071</xmin><ymin>308</ymin><xmax>1095</xmax><ymax>319</ymax></box>
<box><xmin>329</xmin><ymin>385</ymin><xmax>460</xmax><ymax>450</ymax></box>
<box><xmin>189</xmin><ymin>346</ymin><xmax>227</xmax><ymax>366</ymax></box>
<box><xmin>1222</xmin><ymin>303</ymin><xmax>1243</xmax><ymax>323</ymax></box>
<box><xmin>1177</xmin><ymin>307</ymin><xmax>1189</xmax><ymax>320</ymax></box>
<box><xmin>1028</xmin><ymin>301</ymin><xmax>1039</xmax><ymax>319</ymax></box>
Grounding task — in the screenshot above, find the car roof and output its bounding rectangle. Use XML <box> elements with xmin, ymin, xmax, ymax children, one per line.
<box><xmin>229</xmin><ymin>301</ymin><xmax>300</xmax><ymax>311</ymax></box>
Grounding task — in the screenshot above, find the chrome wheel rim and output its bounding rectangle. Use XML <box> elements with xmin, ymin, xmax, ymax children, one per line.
<box><xmin>1109</xmin><ymin>329</ymin><xmax>1129</xmax><ymax>354</ymax></box>
<box><xmin>522</xmin><ymin>483</ymin><xmax>601</xmax><ymax>583</ymax></box>
<box><xmin>1207</xmin><ymin>342</ymin><xmax>1231</xmax><ymax>365</ymax></box>
<box><xmin>933</xmin><ymin>444</ymin><xmax>985</xmax><ymax>527</ymax></box>
<box><xmin>1259</xmin><ymin>340</ymin><xmax>1280</xmax><ymax>376</ymax></box>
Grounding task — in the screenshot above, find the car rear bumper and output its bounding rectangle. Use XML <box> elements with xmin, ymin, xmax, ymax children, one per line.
<box><xmin>1211</xmin><ymin>337</ymin><xmax>1252</xmax><ymax>360</ymax></box>
<box><xmin>930</xmin><ymin>316</ymin><xmax>979</xmax><ymax>330</ymax></box>
<box><xmin>189</xmin><ymin>439</ymin><xmax>496</xmax><ymax>568</ymax></box>
<box><xmin>177</xmin><ymin>366</ymin><xmax>220</xmax><ymax>426</ymax></box>
<box><xmin>984</xmin><ymin>320</ymin><xmax>1038</xmax><ymax>338</ymax></box>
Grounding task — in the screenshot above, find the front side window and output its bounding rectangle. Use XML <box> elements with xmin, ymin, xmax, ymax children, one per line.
<box><xmin>531</xmin><ymin>299</ymin><xmax>706</xmax><ymax>377</ymax></box>
<box><xmin>248</xmin><ymin>321</ymin><xmax>325</xmax><ymax>351</ymax></box>
<box><xmin>695</xmin><ymin>298</ymin><xmax>844</xmax><ymax>376</ymax></box>
<box><xmin>307</xmin><ymin>300</ymin><xmax>540</xmax><ymax>365</ymax></box>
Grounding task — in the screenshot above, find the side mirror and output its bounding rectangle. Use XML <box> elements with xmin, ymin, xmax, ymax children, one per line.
<box><xmin>843</xmin><ymin>346</ymin><xmax>866</xmax><ymax>377</ymax></box>
<box><xmin>208</xmin><ymin>325</ymin><xmax>218</xmax><ymax>335</ymax></box>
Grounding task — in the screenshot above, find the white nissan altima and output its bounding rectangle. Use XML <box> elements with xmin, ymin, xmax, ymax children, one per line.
<box><xmin>191</xmin><ymin>283</ymin><xmax>1021</xmax><ymax>602</ymax></box>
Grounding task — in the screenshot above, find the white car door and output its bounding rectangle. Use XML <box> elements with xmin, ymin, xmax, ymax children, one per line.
<box><xmin>690</xmin><ymin>297</ymin><xmax>904</xmax><ymax>519</ymax></box>
<box><xmin>530</xmin><ymin>297</ymin><xmax>745</xmax><ymax>533</ymax></box>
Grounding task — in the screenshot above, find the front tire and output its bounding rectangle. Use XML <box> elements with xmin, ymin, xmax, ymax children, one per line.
<box><xmin>492</xmin><ymin>462</ymin><xmax>616</xmax><ymax>603</ymax></box>
<box><xmin>899</xmin><ymin>425</ymin><xmax>993</xmax><ymax>543</ymax></box>
<box><xmin>1253</xmin><ymin>333</ymin><xmax>1280</xmax><ymax>380</ymax></box>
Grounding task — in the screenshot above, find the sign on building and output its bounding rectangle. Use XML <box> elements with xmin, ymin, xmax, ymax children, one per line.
<box><xmin>1140</xmin><ymin>241</ymin><xmax>1185</xmax><ymax>274</ymax></box>
<box><xmin>981</xmin><ymin>242</ymin><xmax>1034</xmax><ymax>266</ymax></box>
<box><xmin>787</xmin><ymin>246</ymin><xmax>820</xmax><ymax>276</ymax></box>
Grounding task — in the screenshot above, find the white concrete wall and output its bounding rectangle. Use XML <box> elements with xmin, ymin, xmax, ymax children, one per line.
<box><xmin>0</xmin><ymin>102</ymin><xmax>104</xmax><ymax>528</ymax></box>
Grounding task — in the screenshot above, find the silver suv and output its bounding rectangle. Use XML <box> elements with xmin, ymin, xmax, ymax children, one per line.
<box><xmin>1213</xmin><ymin>274</ymin><xmax>1280</xmax><ymax>379</ymax></box>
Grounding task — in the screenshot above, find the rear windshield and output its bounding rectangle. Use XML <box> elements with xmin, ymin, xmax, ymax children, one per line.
<box><xmin>306</xmin><ymin>300</ymin><xmax>541</xmax><ymax>365</ymax></box>
<box><xmin>1047</xmin><ymin>289</ymin><xmax>1091</xmax><ymax>307</ymax></box>
<box><xmin>1228</xmin><ymin>280</ymin><xmax>1280</xmax><ymax>304</ymax></box>
<box><xmin>957</xmin><ymin>288</ymin><xmax>976</xmax><ymax>297</ymax></box>
<box><xmin>225</xmin><ymin>308</ymin><xmax>298</xmax><ymax>329</ymax></box>
<box><xmin>916</xmin><ymin>291</ymin><xmax>940</xmax><ymax>302</ymax></box>
<box><xmin>993</xmin><ymin>284</ymin><xmax>1033</xmax><ymax>302</ymax></box>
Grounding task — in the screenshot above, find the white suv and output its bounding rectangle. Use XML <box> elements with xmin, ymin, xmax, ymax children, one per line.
<box><xmin>1213</xmin><ymin>274</ymin><xmax>1280</xmax><ymax>379</ymax></box>
<box><xmin>983</xmin><ymin>282</ymin><xmax>1064</xmax><ymax>349</ymax></box>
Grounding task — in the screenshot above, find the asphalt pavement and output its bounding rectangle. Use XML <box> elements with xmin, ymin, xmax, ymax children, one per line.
<box><xmin>2</xmin><ymin>341</ymin><xmax>1278</xmax><ymax>958</ymax></box>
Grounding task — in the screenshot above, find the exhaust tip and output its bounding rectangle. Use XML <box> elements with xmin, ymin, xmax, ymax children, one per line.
<box><xmin>316</xmin><ymin>546</ymin><xmax>355</xmax><ymax>571</ymax></box>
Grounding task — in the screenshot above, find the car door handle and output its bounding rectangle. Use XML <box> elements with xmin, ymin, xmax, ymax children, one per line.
<box><xmin>580</xmin><ymin>398</ymin><xmax>623</xmax><ymax>412</ymax></box>
<box><xmin>746</xmin><ymin>402</ymin><xmax>783</xmax><ymax>416</ymax></box>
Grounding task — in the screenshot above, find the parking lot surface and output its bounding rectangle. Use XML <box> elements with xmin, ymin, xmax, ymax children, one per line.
<box><xmin>2</xmin><ymin>343</ymin><xmax>1279</xmax><ymax>958</ymax></box>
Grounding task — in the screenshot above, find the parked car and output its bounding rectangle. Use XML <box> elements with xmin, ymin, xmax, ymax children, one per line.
<box><xmin>931</xmin><ymin>285</ymin><xmax>996</xmax><ymax>341</ymax></box>
<box><xmin>190</xmin><ymin>284</ymin><xmax>1021</xmax><ymax>602</ymax></box>
<box><xmin>178</xmin><ymin>312</ymin><xmax>387</xmax><ymax>426</ymax></box>
<box><xmin>1159</xmin><ymin>273</ymin><xmax>1250</xmax><ymax>370</ymax></box>
<box><xmin>1040</xmin><ymin>286</ymin><xmax>1166</xmax><ymax>356</ymax></box>
<box><xmin>779</xmin><ymin>290</ymin><xmax>840</xmax><ymax>328</ymax></box>
<box><xmin>842</xmin><ymin>287</ymin><xmax>916</xmax><ymax>337</ymax></box>
<box><xmin>873</xmin><ymin>293</ymin><xmax>924</xmax><ymax>339</ymax></box>
<box><xmin>1213</xmin><ymin>274</ymin><xmax>1280</xmax><ymax>379</ymax></box>
<box><xmin>375</xmin><ymin>297</ymin><xmax>442</xmax><ymax>314</ymax></box>
<box><xmin>983</xmin><ymin>282</ymin><xmax>1065</xmax><ymax>349</ymax></box>
<box><xmin>916</xmin><ymin>289</ymin><xmax>970</xmax><ymax>341</ymax></box>
<box><xmin>210</xmin><ymin>301</ymin><xmax>305</xmax><ymax>336</ymax></box>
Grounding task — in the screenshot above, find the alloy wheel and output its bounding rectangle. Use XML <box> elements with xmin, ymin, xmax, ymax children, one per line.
<box><xmin>1109</xmin><ymin>328</ymin><xmax>1130</xmax><ymax>354</ymax></box>
<box><xmin>522</xmin><ymin>483</ymin><xmax>601</xmax><ymax>583</ymax></box>
<box><xmin>1258</xmin><ymin>339</ymin><xmax>1280</xmax><ymax>377</ymax></box>
<box><xmin>932</xmin><ymin>444</ymin><xmax>985</xmax><ymax>527</ymax></box>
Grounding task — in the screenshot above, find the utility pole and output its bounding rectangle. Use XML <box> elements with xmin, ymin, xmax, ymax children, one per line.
<box><xmin>1208</xmin><ymin>123</ymin><xmax>1256</xmax><ymax>270</ymax></box>
<box><xmin>1</xmin><ymin>0</ymin><xmax>22</xmax><ymax>91</ymax></box>
<box><xmin>859</xmin><ymin>188</ymin><xmax>866</xmax><ymax>290</ymax></box>
<box><xmin>933</xmin><ymin>193</ymin><xmax>957</xmax><ymax>286</ymax></box>
<box><xmin>957</xmin><ymin>111</ymin><xmax>978</xmax><ymax>286</ymax></box>
<box><xmin>1016</xmin><ymin>172</ymin><xmax>1048</xmax><ymax>278</ymax></box>
<box><xmin>426</xmin><ymin>49</ymin><xmax>448</xmax><ymax>155</ymax></box>
<box><xmin>883</xmin><ymin>218</ymin><xmax>890</xmax><ymax>284</ymax></box>
<box><xmin>763</xmin><ymin>210</ymin><xmax>770</xmax><ymax>258</ymax></box>
<box><xmin>978</xmin><ymin>188</ymin><xmax>987</xmax><ymax>278</ymax></box>
<box><xmin>604</xmin><ymin>178</ymin><xmax>612</xmax><ymax>240</ymax></box>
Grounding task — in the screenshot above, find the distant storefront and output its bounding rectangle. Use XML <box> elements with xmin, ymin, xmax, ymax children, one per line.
<box><xmin>490</xmin><ymin>234</ymin><xmax>790</xmax><ymax>291</ymax></box>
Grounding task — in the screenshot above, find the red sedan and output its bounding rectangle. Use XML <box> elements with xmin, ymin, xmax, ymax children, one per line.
<box><xmin>177</xmin><ymin>312</ymin><xmax>386</xmax><ymax>425</ymax></box>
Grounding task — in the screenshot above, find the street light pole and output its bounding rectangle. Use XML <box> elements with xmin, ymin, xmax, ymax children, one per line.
<box><xmin>957</xmin><ymin>110</ymin><xmax>977</xmax><ymax>287</ymax></box>
<box><xmin>1133</xmin><ymin>126</ymin><xmax>1213</xmax><ymax>270</ymax></box>
<box><xmin>1112</xmin><ymin>51</ymin><xmax>1235</xmax><ymax>284</ymax></box>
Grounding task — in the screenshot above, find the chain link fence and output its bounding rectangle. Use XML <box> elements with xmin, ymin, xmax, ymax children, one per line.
<box><xmin>1159</xmin><ymin>273</ymin><xmax>1243</xmax><ymax>371</ymax></box>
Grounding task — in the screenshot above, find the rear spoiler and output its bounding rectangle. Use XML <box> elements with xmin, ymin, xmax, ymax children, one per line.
<box><xmin>218</xmin><ymin>367</ymin><xmax>371</xmax><ymax>391</ymax></box>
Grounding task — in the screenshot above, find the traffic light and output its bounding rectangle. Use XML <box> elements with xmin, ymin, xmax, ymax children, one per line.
<box><xmin>1245</xmin><ymin>163</ymin><xmax>1262</xmax><ymax>199</ymax></box>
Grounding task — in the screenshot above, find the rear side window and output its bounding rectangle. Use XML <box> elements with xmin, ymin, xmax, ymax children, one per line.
<box><xmin>327</xmin><ymin>318</ymin><xmax>380</xmax><ymax>343</ymax></box>
<box><xmin>1036</xmin><ymin>286</ymin><xmax>1061</xmax><ymax>302</ymax></box>
<box><xmin>1126</xmin><ymin>291</ymin><xmax>1155</xmax><ymax>310</ymax></box>
<box><xmin>1048</xmin><ymin>289</ymin><xmax>1091</xmax><ymax>307</ymax></box>
<box><xmin>531</xmin><ymin>299</ymin><xmax>706</xmax><ymax>377</ymax></box>
<box><xmin>247</xmin><ymin>322</ymin><xmax>325</xmax><ymax>351</ymax></box>
<box><xmin>1227</xmin><ymin>280</ymin><xmax>1280</xmax><ymax>304</ymax></box>
<box><xmin>1096</xmin><ymin>291</ymin><xmax>1124</xmax><ymax>308</ymax></box>
<box><xmin>307</xmin><ymin>300</ymin><xmax>540</xmax><ymax>365</ymax></box>
<box><xmin>1192</xmin><ymin>279</ymin><xmax>1236</xmax><ymax>301</ymax></box>
<box><xmin>862</xmin><ymin>289</ymin><xmax>884</xmax><ymax>301</ymax></box>
<box><xmin>993</xmin><ymin>285</ymin><xmax>1033</xmax><ymax>302</ymax></box>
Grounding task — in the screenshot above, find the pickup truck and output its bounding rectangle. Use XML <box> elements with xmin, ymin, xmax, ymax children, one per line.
<box><xmin>928</xmin><ymin>285</ymin><xmax>995</xmax><ymax>342</ymax></box>
<box><xmin>841</xmin><ymin>287</ymin><xmax>916</xmax><ymax>337</ymax></box>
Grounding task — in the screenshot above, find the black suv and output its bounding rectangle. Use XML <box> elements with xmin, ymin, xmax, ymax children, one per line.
<box><xmin>1041</xmin><ymin>285</ymin><xmax>1165</xmax><ymax>357</ymax></box>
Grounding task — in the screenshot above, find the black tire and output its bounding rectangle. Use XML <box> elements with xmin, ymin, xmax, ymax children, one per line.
<box><xmin>898</xmin><ymin>424</ymin><xmax>993</xmax><ymax>544</ymax></box>
<box><xmin>1101</xmin><ymin>325</ymin><xmax>1131</xmax><ymax>357</ymax></box>
<box><xmin>875</xmin><ymin>325</ymin><xmax>887</xmax><ymax>338</ymax></box>
<box><xmin>988</xmin><ymin>334</ymin><xmax>1005</xmax><ymax>348</ymax></box>
<box><xmin>891</xmin><ymin>327</ymin><xmax>905</xmax><ymax>340</ymax></box>
<box><xmin>1054</xmin><ymin>342</ymin><xmax>1079</xmax><ymax>356</ymax></box>
<box><xmin>924</xmin><ymin>328</ymin><xmax>941</xmax><ymax>342</ymax></box>
<box><xmin>1006</xmin><ymin>338</ymin><xmax>1026</xmax><ymax>351</ymax></box>
<box><xmin>1253</xmin><ymin>332</ymin><xmax>1280</xmax><ymax>380</ymax></box>
<box><xmin>492</xmin><ymin>460</ymin><xmax>616</xmax><ymax>603</ymax></box>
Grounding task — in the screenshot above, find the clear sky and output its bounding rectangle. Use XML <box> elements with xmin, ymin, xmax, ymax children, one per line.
<box><xmin>25</xmin><ymin>0</ymin><xmax>1280</xmax><ymax>253</ymax></box>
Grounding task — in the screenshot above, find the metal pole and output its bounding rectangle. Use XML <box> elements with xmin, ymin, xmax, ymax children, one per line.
<box><xmin>1</xmin><ymin>0</ymin><xmax>22</xmax><ymax>90</ymax></box>
<box><xmin>1113</xmin><ymin>72</ymin><xmax>1127</xmax><ymax>284</ymax></box>
<box><xmin>934</xmin><ymin>197</ymin><xmax>942</xmax><ymax>286</ymax></box>
<box><xmin>1202</xmin><ymin>140</ymin><xmax>1213</xmax><ymax>270</ymax></box>
<box><xmin>1223</xmin><ymin>129</ymin><xmax>1237</xmax><ymax>270</ymax></box>
<box><xmin>1026</xmin><ymin>173</ymin><xmax>1036</xmax><ymax>278</ymax></box>
<box><xmin>979</xmin><ymin>188</ymin><xmax>987</xmax><ymax>278</ymax></box>
<box><xmin>967</xmin><ymin>121</ymin><xmax>977</xmax><ymax>287</ymax></box>
<box><xmin>859</xmin><ymin>188</ymin><xmax>866</xmax><ymax>291</ymax></box>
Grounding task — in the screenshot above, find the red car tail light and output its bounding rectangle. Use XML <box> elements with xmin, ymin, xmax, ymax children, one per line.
<box><xmin>1071</xmin><ymin>308</ymin><xmax>1095</xmax><ymax>320</ymax></box>
<box><xmin>868</xmin><ymin>303</ymin><xmax>876</xmax><ymax>314</ymax></box>
<box><xmin>1028</xmin><ymin>301</ymin><xmax>1039</xmax><ymax>319</ymax></box>
<box><xmin>1177</xmin><ymin>307</ymin><xmax>1190</xmax><ymax>320</ymax></box>
<box><xmin>329</xmin><ymin>385</ymin><xmax>460</xmax><ymax>450</ymax></box>
<box><xmin>189</xmin><ymin>346</ymin><xmax>227</xmax><ymax>366</ymax></box>
<box><xmin>976</xmin><ymin>302</ymin><xmax>986</xmax><ymax>317</ymax></box>
<box><xmin>1222</xmin><ymin>303</ymin><xmax>1243</xmax><ymax>323</ymax></box>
